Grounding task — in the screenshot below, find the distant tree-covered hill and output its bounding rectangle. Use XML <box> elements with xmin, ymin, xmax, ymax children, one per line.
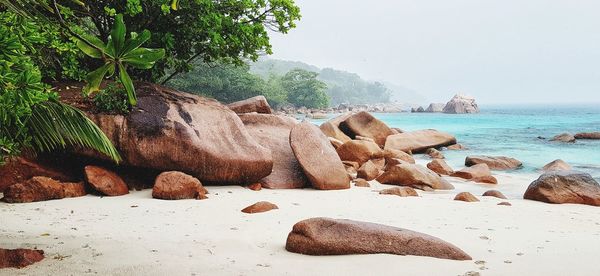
<box><xmin>251</xmin><ymin>58</ymin><xmax>426</xmax><ymax>105</ymax></box>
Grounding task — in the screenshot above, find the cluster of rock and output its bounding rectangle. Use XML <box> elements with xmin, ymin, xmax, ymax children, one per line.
<box><xmin>276</xmin><ymin>102</ymin><xmax>407</xmax><ymax>117</ymax></box>
<box><xmin>550</xmin><ymin>132</ymin><xmax>600</xmax><ymax>143</ymax></box>
<box><xmin>412</xmin><ymin>94</ymin><xmax>480</xmax><ymax>114</ymax></box>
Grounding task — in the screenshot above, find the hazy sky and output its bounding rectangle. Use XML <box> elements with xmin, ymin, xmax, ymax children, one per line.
<box><xmin>268</xmin><ymin>0</ymin><xmax>600</xmax><ymax>104</ymax></box>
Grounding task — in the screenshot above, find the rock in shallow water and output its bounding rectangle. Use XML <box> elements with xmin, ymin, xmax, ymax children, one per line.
<box><xmin>442</xmin><ymin>94</ymin><xmax>480</xmax><ymax>114</ymax></box>
<box><xmin>427</xmin><ymin>159</ymin><xmax>454</xmax><ymax>175</ymax></box>
<box><xmin>574</xmin><ymin>132</ymin><xmax>600</xmax><ymax>140</ymax></box>
<box><xmin>550</xmin><ymin>133</ymin><xmax>576</xmax><ymax>143</ymax></box>
<box><xmin>524</xmin><ymin>171</ymin><xmax>600</xmax><ymax>206</ymax></box>
<box><xmin>465</xmin><ymin>156</ymin><xmax>522</xmax><ymax>170</ymax></box>
<box><xmin>384</xmin><ymin>129</ymin><xmax>457</xmax><ymax>154</ymax></box>
<box><xmin>542</xmin><ymin>159</ymin><xmax>572</xmax><ymax>172</ymax></box>
<box><xmin>0</xmin><ymin>248</ymin><xmax>44</xmax><ymax>269</ymax></box>
<box><xmin>285</xmin><ymin>217</ymin><xmax>471</xmax><ymax>260</ymax></box>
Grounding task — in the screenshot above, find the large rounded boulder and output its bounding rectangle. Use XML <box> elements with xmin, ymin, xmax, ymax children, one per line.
<box><xmin>523</xmin><ymin>171</ymin><xmax>600</xmax><ymax>206</ymax></box>
<box><xmin>336</xmin><ymin>140</ymin><xmax>383</xmax><ymax>165</ymax></box>
<box><xmin>239</xmin><ymin>113</ymin><xmax>309</xmax><ymax>189</ymax></box>
<box><xmin>319</xmin><ymin>113</ymin><xmax>353</xmax><ymax>143</ymax></box>
<box><xmin>376</xmin><ymin>163</ymin><xmax>454</xmax><ymax>190</ymax></box>
<box><xmin>226</xmin><ymin>95</ymin><xmax>272</xmax><ymax>114</ymax></box>
<box><xmin>338</xmin><ymin>111</ymin><xmax>394</xmax><ymax>147</ymax></box>
<box><xmin>290</xmin><ymin>121</ymin><xmax>350</xmax><ymax>190</ymax></box>
<box><xmin>152</xmin><ymin>171</ymin><xmax>208</xmax><ymax>200</ymax></box>
<box><xmin>74</xmin><ymin>83</ymin><xmax>273</xmax><ymax>184</ymax></box>
<box><xmin>285</xmin><ymin>217</ymin><xmax>471</xmax><ymax>260</ymax></box>
<box><xmin>384</xmin><ymin>129</ymin><xmax>457</xmax><ymax>153</ymax></box>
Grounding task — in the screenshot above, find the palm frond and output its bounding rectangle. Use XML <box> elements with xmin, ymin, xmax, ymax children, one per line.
<box><xmin>26</xmin><ymin>100</ymin><xmax>121</xmax><ymax>162</ymax></box>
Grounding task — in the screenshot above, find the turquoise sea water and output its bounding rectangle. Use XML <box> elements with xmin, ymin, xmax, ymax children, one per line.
<box><xmin>314</xmin><ymin>104</ymin><xmax>600</xmax><ymax>180</ymax></box>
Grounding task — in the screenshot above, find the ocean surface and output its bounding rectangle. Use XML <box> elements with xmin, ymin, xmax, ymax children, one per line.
<box><xmin>313</xmin><ymin>104</ymin><xmax>600</xmax><ymax>180</ymax></box>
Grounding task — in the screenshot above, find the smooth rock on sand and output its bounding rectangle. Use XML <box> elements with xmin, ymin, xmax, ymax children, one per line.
<box><xmin>239</xmin><ymin>113</ymin><xmax>309</xmax><ymax>189</ymax></box>
<box><xmin>338</xmin><ymin>111</ymin><xmax>395</xmax><ymax>147</ymax></box>
<box><xmin>382</xmin><ymin>149</ymin><xmax>416</xmax><ymax>164</ymax></box>
<box><xmin>524</xmin><ymin>171</ymin><xmax>600</xmax><ymax>206</ymax></box>
<box><xmin>550</xmin><ymin>133</ymin><xmax>576</xmax><ymax>143</ymax></box>
<box><xmin>454</xmin><ymin>192</ymin><xmax>479</xmax><ymax>202</ymax></box>
<box><xmin>226</xmin><ymin>95</ymin><xmax>272</xmax><ymax>114</ymax></box>
<box><xmin>84</xmin><ymin>166</ymin><xmax>129</xmax><ymax>196</ymax></box>
<box><xmin>2</xmin><ymin>176</ymin><xmax>85</xmax><ymax>203</ymax></box>
<box><xmin>285</xmin><ymin>217</ymin><xmax>471</xmax><ymax>260</ymax></box>
<box><xmin>353</xmin><ymin>178</ymin><xmax>370</xmax><ymax>187</ymax></box>
<box><xmin>0</xmin><ymin>248</ymin><xmax>44</xmax><ymax>269</ymax></box>
<box><xmin>82</xmin><ymin>83</ymin><xmax>273</xmax><ymax>184</ymax></box>
<box><xmin>442</xmin><ymin>94</ymin><xmax>480</xmax><ymax>114</ymax></box>
<box><xmin>427</xmin><ymin>159</ymin><xmax>454</xmax><ymax>175</ymax></box>
<box><xmin>319</xmin><ymin>112</ymin><xmax>353</xmax><ymax>143</ymax></box>
<box><xmin>241</xmin><ymin>201</ymin><xmax>279</xmax><ymax>214</ymax></box>
<box><xmin>542</xmin><ymin>159</ymin><xmax>572</xmax><ymax>172</ymax></box>
<box><xmin>452</xmin><ymin>164</ymin><xmax>498</xmax><ymax>184</ymax></box>
<box><xmin>336</xmin><ymin>140</ymin><xmax>383</xmax><ymax>165</ymax></box>
<box><xmin>357</xmin><ymin>160</ymin><xmax>380</xmax><ymax>181</ymax></box>
<box><xmin>377</xmin><ymin>163</ymin><xmax>454</xmax><ymax>190</ymax></box>
<box><xmin>152</xmin><ymin>171</ymin><xmax>208</xmax><ymax>200</ymax></box>
<box><xmin>290</xmin><ymin>121</ymin><xmax>350</xmax><ymax>190</ymax></box>
<box><xmin>379</xmin><ymin>187</ymin><xmax>418</xmax><ymax>197</ymax></box>
<box><xmin>574</xmin><ymin>132</ymin><xmax>600</xmax><ymax>139</ymax></box>
<box><xmin>482</xmin><ymin>190</ymin><xmax>507</xmax><ymax>199</ymax></box>
<box><xmin>384</xmin><ymin>129</ymin><xmax>457</xmax><ymax>153</ymax></box>
<box><xmin>465</xmin><ymin>155</ymin><xmax>522</xmax><ymax>170</ymax></box>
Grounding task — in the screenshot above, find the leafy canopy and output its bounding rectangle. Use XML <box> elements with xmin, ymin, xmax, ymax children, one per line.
<box><xmin>280</xmin><ymin>69</ymin><xmax>329</xmax><ymax>109</ymax></box>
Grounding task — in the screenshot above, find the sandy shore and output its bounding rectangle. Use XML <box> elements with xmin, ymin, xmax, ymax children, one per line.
<box><xmin>1</xmin><ymin>165</ymin><xmax>600</xmax><ymax>276</ymax></box>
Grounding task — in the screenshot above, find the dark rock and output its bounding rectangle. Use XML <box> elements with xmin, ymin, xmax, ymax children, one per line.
<box><xmin>524</xmin><ymin>171</ymin><xmax>600</xmax><ymax>206</ymax></box>
<box><xmin>0</xmin><ymin>248</ymin><xmax>44</xmax><ymax>269</ymax></box>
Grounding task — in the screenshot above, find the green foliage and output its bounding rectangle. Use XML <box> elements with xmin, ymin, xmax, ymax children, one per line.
<box><xmin>280</xmin><ymin>69</ymin><xmax>329</xmax><ymax>109</ymax></box>
<box><xmin>93</xmin><ymin>82</ymin><xmax>130</xmax><ymax>114</ymax></box>
<box><xmin>0</xmin><ymin>10</ymin><xmax>120</xmax><ymax>164</ymax></box>
<box><xmin>76</xmin><ymin>14</ymin><xmax>165</xmax><ymax>106</ymax></box>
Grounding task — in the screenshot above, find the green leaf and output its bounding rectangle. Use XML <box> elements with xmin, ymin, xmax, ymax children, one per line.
<box><xmin>122</xmin><ymin>48</ymin><xmax>165</xmax><ymax>64</ymax></box>
<box><xmin>122</xmin><ymin>29</ymin><xmax>151</xmax><ymax>54</ymax></box>
<box><xmin>171</xmin><ymin>0</ymin><xmax>179</xmax><ymax>10</ymax></box>
<box><xmin>76</xmin><ymin>39</ymin><xmax>102</xmax><ymax>58</ymax></box>
<box><xmin>83</xmin><ymin>63</ymin><xmax>112</xmax><ymax>95</ymax></box>
<box><xmin>118</xmin><ymin>64</ymin><xmax>136</xmax><ymax>105</ymax></box>
<box><xmin>110</xmin><ymin>14</ymin><xmax>126</xmax><ymax>56</ymax></box>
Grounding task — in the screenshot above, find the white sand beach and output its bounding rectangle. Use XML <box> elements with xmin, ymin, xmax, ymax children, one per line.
<box><xmin>2</xmin><ymin>168</ymin><xmax>600</xmax><ymax>276</ymax></box>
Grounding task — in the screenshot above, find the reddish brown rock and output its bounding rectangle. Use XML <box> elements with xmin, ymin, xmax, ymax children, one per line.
<box><xmin>452</xmin><ymin>164</ymin><xmax>497</xmax><ymax>184</ymax></box>
<box><xmin>338</xmin><ymin>111</ymin><xmax>394</xmax><ymax>147</ymax></box>
<box><xmin>446</xmin><ymin>143</ymin><xmax>466</xmax><ymax>150</ymax></box>
<box><xmin>574</xmin><ymin>132</ymin><xmax>600</xmax><ymax>140</ymax></box>
<box><xmin>427</xmin><ymin>159</ymin><xmax>454</xmax><ymax>175</ymax></box>
<box><xmin>357</xmin><ymin>160</ymin><xmax>380</xmax><ymax>181</ymax></box>
<box><xmin>465</xmin><ymin>156</ymin><xmax>522</xmax><ymax>170</ymax></box>
<box><xmin>0</xmin><ymin>157</ymin><xmax>77</xmax><ymax>193</ymax></box>
<box><xmin>285</xmin><ymin>217</ymin><xmax>471</xmax><ymax>260</ymax></box>
<box><xmin>336</xmin><ymin>140</ymin><xmax>383</xmax><ymax>165</ymax></box>
<box><xmin>0</xmin><ymin>248</ymin><xmax>44</xmax><ymax>269</ymax></box>
<box><xmin>425</xmin><ymin>148</ymin><xmax>445</xmax><ymax>159</ymax></box>
<box><xmin>524</xmin><ymin>171</ymin><xmax>600</xmax><ymax>206</ymax></box>
<box><xmin>226</xmin><ymin>95</ymin><xmax>272</xmax><ymax>114</ymax></box>
<box><xmin>247</xmin><ymin>183</ymin><xmax>262</xmax><ymax>191</ymax></box>
<box><xmin>482</xmin><ymin>190</ymin><xmax>507</xmax><ymax>199</ymax></box>
<box><xmin>342</xmin><ymin>161</ymin><xmax>360</xmax><ymax>170</ymax></box>
<box><xmin>382</xmin><ymin>149</ymin><xmax>415</xmax><ymax>164</ymax></box>
<box><xmin>152</xmin><ymin>171</ymin><xmax>207</xmax><ymax>200</ymax></box>
<box><xmin>3</xmin><ymin>177</ymin><xmax>85</xmax><ymax>203</ymax></box>
<box><xmin>371</xmin><ymin>158</ymin><xmax>386</xmax><ymax>171</ymax></box>
<box><xmin>328</xmin><ymin>137</ymin><xmax>344</xmax><ymax>149</ymax></box>
<box><xmin>379</xmin><ymin>187</ymin><xmax>418</xmax><ymax>197</ymax></box>
<box><xmin>376</xmin><ymin>163</ymin><xmax>454</xmax><ymax>190</ymax></box>
<box><xmin>384</xmin><ymin>129</ymin><xmax>457</xmax><ymax>153</ymax></box>
<box><xmin>241</xmin><ymin>201</ymin><xmax>279</xmax><ymax>213</ymax></box>
<box><xmin>79</xmin><ymin>83</ymin><xmax>273</xmax><ymax>185</ymax></box>
<box><xmin>290</xmin><ymin>122</ymin><xmax>350</xmax><ymax>190</ymax></box>
<box><xmin>319</xmin><ymin>113</ymin><xmax>353</xmax><ymax>143</ymax></box>
<box><xmin>84</xmin><ymin>166</ymin><xmax>129</xmax><ymax>196</ymax></box>
<box><xmin>354</xmin><ymin>178</ymin><xmax>370</xmax><ymax>187</ymax></box>
<box><xmin>542</xmin><ymin>159</ymin><xmax>571</xmax><ymax>172</ymax></box>
<box><xmin>551</xmin><ymin>133</ymin><xmax>576</xmax><ymax>143</ymax></box>
<box><xmin>239</xmin><ymin>113</ymin><xmax>308</xmax><ymax>189</ymax></box>
<box><xmin>454</xmin><ymin>192</ymin><xmax>479</xmax><ymax>202</ymax></box>
<box><xmin>355</xmin><ymin>135</ymin><xmax>376</xmax><ymax>143</ymax></box>
<box><xmin>497</xmin><ymin>202</ymin><xmax>512</xmax><ymax>206</ymax></box>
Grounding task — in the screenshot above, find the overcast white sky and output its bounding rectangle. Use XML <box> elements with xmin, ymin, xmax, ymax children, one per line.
<box><xmin>268</xmin><ymin>0</ymin><xmax>600</xmax><ymax>104</ymax></box>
